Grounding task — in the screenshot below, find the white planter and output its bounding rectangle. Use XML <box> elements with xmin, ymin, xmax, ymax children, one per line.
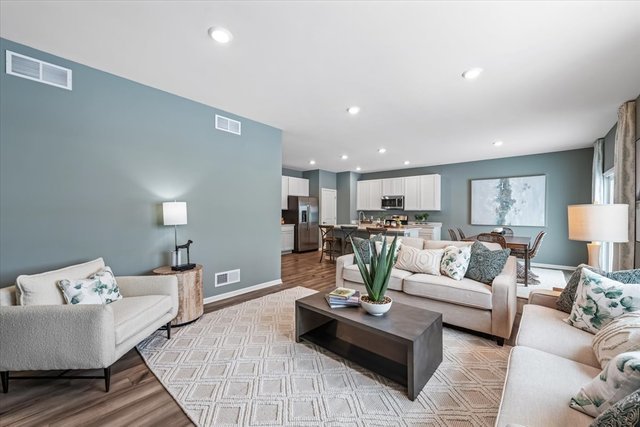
<box><xmin>360</xmin><ymin>296</ymin><xmax>393</xmax><ymax>316</ymax></box>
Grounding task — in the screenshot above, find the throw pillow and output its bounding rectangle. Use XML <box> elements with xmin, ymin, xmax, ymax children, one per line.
<box><xmin>590</xmin><ymin>390</ymin><xmax>640</xmax><ymax>427</ymax></box>
<box><xmin>58</xmin><ymin>278</ymin><xmax>104</xmax><ymax>305</ymax></box>
<box><xmin>592</xmin><ymin>312</ymin><xmax>640</xmax><ymax>368</ymax></box>
<box><xmin>570</xmin><ymin>351</ymin><xmax>640</xmax><ymax>417</ymax></box>
<box><xmin>351</xmin><ymin>236</ymin><xmax>372</xmax><ymax>264</ymax></box>
<box><xmin>557</xmin><ymin>265</ymin><xmax>640</xmax><ymax>314</ymax></box>
<box><xmin>440</xmin><ymin>245</ymin><xmax>472</xmax><ymax>280</ymax></box>
<box><xmin>90</xmin><ymin>266</ymin><xmax>122</xmax><ymax>303</ymax></box>
<box><xmin>565</xmin><ymin>269</ymin><xmax>640</xmax><ymax>334</ymax></box>
<box><xmin>374</xmin><ymin>237</ymin><xmax>402</xmax><ymax>259</ymax></box>
<box><xmin>395</xmin><ymin>246</ymin><xmax>444</xmax><ymax>275</ymax></box>
<box><xmin>465</xmin><ymin>241</ymin><xmax>511</xmax><ymax>285</ymax></box>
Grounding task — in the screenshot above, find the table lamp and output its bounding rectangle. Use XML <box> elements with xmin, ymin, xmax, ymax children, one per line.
<box><xmin>163</xmin><ymin>201</ymin><xmax>195</xmax><ymax>270</ymax></box>
<box><xmin>567</xmin><ymin>204</ymin><xmax>628</xmax><ymax>269</ymax></box>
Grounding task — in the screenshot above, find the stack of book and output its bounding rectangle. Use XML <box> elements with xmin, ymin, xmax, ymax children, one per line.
<box><xmin>325</xmin><ymin>287</ymin><xmax>361</xmax><ymax>308</ymax></box>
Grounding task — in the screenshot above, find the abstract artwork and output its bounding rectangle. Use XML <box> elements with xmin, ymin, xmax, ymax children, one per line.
<box><xmin>471</xmin><ymin>175</ymin><xmax>546</xmax><ymax>226</ymax></box>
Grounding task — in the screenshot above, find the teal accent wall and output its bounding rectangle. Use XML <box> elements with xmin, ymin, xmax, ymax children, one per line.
<box><xmin>302</xmin><ymin>169</ymin><xmax>336</xmax><ymax>199</ymax></box>
<box><xmin>282</xmin><ymin>168</ymin><xmax>303</xmax><ymax>178</ymax></box>
<box><xmin>0</xmin><ymin>38</ymin><xmax>283</xmax><ymax>297</ymax></box>
<box><xmin>603</xmin><ymin>124</ymin><xmax>616</xmax><ymax>172</ymax></box>
<box><xmin>359</xmin><ymin>148</ymin><xmax>594</xmax><ymax>267</ymax></box>
<box><xmin>337</xmin><ymin>171</ymin><xmax>360</xmax><ymax>224</ymax></box>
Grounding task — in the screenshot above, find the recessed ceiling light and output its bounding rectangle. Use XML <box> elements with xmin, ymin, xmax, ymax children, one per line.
<box><xmin>462</xmin><ymin>67</ymin><xmax>483</xmax><ymax>80</ymax></box>
<box><xmin>208</xmin><ymin>26</ymin><xmax>233</xmax><ymax>44</ymax></box>
<box><xmin>493</xmin><ymin>140</ymin><xmax>504</xmax><ymax>147</ymax></box>
<box><xmin>346</xmin><ymin>106</ymin><xmax>360</xmax><ymax>115</ymax></box>
<box><xmin>309</xmin><ymin>160</ymin><xmax>316</xmax><ymax>165</ymax></box>
<box><xmin>378</xmin><ymin>148</ymin><xmax>387</xmax><ymax>154</ymax></box>
<box><xmin>341</xmin><ymin>154</ymin><xmax>349</xmax><ymax>160</ymax></box>
<box><xmin>356</xmin><ymin>167</ymin><xmax>362</xmax><ymax>171</ymax></box>
<box><xmin>404</xmin><ymin>161</ymin><xmax>410</xmax><ymax>165</ymax></box>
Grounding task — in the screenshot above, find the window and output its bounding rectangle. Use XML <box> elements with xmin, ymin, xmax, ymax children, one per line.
<box><xmin>601</xmin><ymin>169</ymin><xmax>615</xmax><ymax>271</ymax></box>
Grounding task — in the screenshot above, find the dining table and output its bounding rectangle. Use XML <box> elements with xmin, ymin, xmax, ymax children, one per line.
<box><xmin>464</xmin><ymin>235</ymin><xmax>532</xmax><ymax>286</ymax></box>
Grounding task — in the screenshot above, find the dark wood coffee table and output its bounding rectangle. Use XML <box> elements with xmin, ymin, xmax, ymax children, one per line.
<box><xmin>295</xmin><ymin>292</ymin><xmax>442</xmax><ymax>400</ymax></box>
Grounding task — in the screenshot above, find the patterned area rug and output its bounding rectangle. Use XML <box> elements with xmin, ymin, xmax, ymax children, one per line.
<box><xmin>137</xmin><ymin>287</ymin><xmax>511</xmax><ymax>426</ymax></box>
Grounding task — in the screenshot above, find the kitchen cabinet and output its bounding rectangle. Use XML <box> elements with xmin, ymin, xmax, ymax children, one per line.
<box><xmin>281</xmin><ymin>225</ymin><xmax>294</xmax><ymax>252</ymax></box>
<box><xmin>417</xmin><ymin>223</ymin><xmax>442</xmax><ymax>241</ymax></box>
<box><xmin>288</xmin><ymin>177</ymin><xmax>309</xmax><ymax>197</ymax></box>
<box><xmin>404</xmin><ymin>176</ymin><xmax>421</xmax><ymax>210</ymax></box>
<box><xmin>382</xmin><ymin>178</ymin><xmax>405</xmax><ymax>196</ymax></box>
<box><xmin>419</xmin><ymin>175</ymin><xmax>441</xmax><ymax>211</ymax></box>
<box><xmin>281</xmin><ymin>177</ymin><xmax>289</xmax><ymax>209</ymax></box>
<box><xmin>356</xmin><ymin>179</ymin><xmax>382</xmax><ymax>210</ymax></box>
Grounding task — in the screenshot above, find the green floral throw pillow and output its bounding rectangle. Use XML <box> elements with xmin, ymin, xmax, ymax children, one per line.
<box><xmin>57</xmin><ymin>266</ymin><xmax>122</xmax><ymax>305</ymax></box>
<box><xmin>440</xmin><ymin>245</ymin><xmax>471</xmax><ymax>280</ymax></box>
<box><xmin>465</xmin><ymin>241</ymin><xmax>511</xmax><ymax>284</ymax></box>
<box><xmin>570</xmin><ymin>351</ymin><xmax>640</xmax><ymax>418</ymax></box>
<box><xmin>565</xmin><ymin>269</ymin><xmax>640</xmax><ymax>334</ymax></box>
<box><xmin>90</xmin><ymin>266</ymin><xmax>122</xmax><ymax>304</ymax></box>
<box><xmin>590</xmin><ymin>390</ymin><xmax>640</xmax><ymax>427</ymax></box>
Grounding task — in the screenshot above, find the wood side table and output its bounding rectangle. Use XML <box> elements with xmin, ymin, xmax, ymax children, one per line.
<box><xmin>152</xmin><ymin>264</ymin><xmax>204</xmax><ymax>326</ymax></box>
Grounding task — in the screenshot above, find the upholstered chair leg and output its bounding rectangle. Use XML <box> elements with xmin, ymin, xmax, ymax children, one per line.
<box><xmin>495</xmin><ymin>337</ymin><xmax>505</xmax><ymax>346</ymax></box>
<box><xmin>1</xmin><ymin>371</ymin><xmax>8</xmax><ymax>393</ymax></box>
<box><xmin>104</xmin><ymin>367</ymin><xmax>111</xmax><ymax>392</ymax></box>
<box><xmin>166</xmin><ymin>321</ymin><xmax>172</xmax><ymax>339</ymax></box>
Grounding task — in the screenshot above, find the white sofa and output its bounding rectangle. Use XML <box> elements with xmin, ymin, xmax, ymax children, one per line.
<box><xmin>336</xmin><ymin>238</ymin><xmax>518</xmax><ymax>344</ymax></box>
<box><xmin>496</xmin><ymin>290</ymin><xmax>600</xmax><ymax>426</ymax></box>
<box><xmin>0</xmin><ymin>258</ymin><xmax>179</xmax><ymax>392</ymax></box>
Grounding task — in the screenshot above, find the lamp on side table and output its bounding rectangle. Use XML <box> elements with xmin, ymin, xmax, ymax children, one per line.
<box><xmin>153</xmin><ymin>264</ymin><xmax>204</xmax><ymax>326</ymax></box>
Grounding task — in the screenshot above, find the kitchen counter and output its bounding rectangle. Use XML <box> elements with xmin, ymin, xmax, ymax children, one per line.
<box><xmin>333</xmin><ymin>224</ymin><xmax>421</xmax><ymax>237</ymax></box>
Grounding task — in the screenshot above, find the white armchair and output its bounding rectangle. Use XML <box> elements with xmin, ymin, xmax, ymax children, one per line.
<box><xmin>0</xmin><ymin>258</ymin><xmax>178</xmax><ymax>393</ymax></box>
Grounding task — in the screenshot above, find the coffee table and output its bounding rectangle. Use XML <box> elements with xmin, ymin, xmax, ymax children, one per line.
<box><xmin>295</xmin><ymin>292</ymin><xmax>442</xmax><ymax>400</ymax></box>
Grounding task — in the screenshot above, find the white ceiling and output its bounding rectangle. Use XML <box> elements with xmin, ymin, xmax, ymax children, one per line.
<box><xmin>1</xmin><ymin>1</ymin><xmax>639</xmax><ymax>173</ymax></box>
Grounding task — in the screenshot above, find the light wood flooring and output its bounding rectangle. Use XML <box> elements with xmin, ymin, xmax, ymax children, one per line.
<box><xmin>0</xmin><ymin>251</ymin><xmax>526</xmax><ymax>426</ymax></box>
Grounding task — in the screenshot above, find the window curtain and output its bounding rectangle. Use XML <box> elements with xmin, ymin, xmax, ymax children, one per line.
<box><xmin>592</xmin><ymin>138</ymin><xmax>605</xmax><ymax>203</ymax></box>
<box><xmin>613</xmin><ymin>100</ymin><xmax>636</xmax><ymax>270</ymax></box>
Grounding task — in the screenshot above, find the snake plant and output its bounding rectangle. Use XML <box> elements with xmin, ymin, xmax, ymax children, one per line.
<box><xmin>351</xmin><ymin>235</ymin><xmax>399</xmax><ymax>302</ymax></box>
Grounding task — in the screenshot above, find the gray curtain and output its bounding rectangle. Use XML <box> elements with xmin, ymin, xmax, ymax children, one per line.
<box><xmin>613</xmin><ymin>101</ymin><xmax>636</xmax><ymax>270</ymax></box>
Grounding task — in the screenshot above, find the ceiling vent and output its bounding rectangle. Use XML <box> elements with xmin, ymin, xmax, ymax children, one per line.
<box><xmin>215</xmin><ymin>114</ymin><xmax>241</xmax><ymax>135</ymax></box>
<box><xmin>5</xmin><ymin>50</ymin><xmax>72</xmax><ymax>90</ymax></box>
<box><xmin>215</xmin><ymin>269</ymin><xmax>240</xmax><ymax>287</ymax></box>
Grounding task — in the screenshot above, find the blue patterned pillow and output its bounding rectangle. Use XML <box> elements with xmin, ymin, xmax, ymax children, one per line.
<box><xmin>351</xmin><ymin>234</ymin><xmax>385</xmax><ymax>264</ymax></box>
<box><xmin>465</xmin><ymin>241</ymin><xmax>511</xmax><ymax>284</ymax></box>
<box><xmin>590</xmin><ymin>390</ymin><xmax>640</xmax><ymax>427</ymax></box>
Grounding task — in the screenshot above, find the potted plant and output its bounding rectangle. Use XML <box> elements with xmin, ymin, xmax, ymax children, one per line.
<box><xmin>351</xmin><ymin>235</ymin><xmax>399</xmax><ymax>316</ymax></box>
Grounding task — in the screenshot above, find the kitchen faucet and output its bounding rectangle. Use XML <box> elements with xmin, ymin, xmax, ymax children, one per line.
<box><xmin>358</xmin><ymin>211</ymin><xmax>365</xmax><ymax>223</ymax></box>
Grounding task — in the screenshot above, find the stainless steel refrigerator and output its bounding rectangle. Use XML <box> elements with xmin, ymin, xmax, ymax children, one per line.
<box><xmin>285</xmin><ymin>196</ymin><xmax>319</xmax><ymax>253</ymax></box>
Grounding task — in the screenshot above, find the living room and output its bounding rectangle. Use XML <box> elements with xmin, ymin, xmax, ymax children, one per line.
<box><xmin>1</xmin><ymin>1</ymin><xmax>639</xmax><ymax>426</ymax></box>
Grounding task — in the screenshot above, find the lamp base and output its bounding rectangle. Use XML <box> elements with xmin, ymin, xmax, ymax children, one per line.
<box><xmin>587</xmin><ymin>242</ymin><xmax>601</xmax><ymax>269</ymax></box>
<box><xmin>171</xmin><ymin>263</ymin><xmax>196</xmax><ymax>272</ymax></box>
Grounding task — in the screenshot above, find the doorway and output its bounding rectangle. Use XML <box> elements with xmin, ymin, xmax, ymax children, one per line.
<box><xmin>320</xmin><ymin>188</ymin><xmax>337</xmax><ymax>226</ymax></box>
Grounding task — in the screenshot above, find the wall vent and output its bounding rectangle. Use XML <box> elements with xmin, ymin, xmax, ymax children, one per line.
<box><xmin>215</xmin><ymin>114</ymin><xmax>241</xmax><ymax>135</ymax></box>
<box><xmin>215</xmin><ymin>269</ymin><xmax>240</xmax><ymax>287</ymax></box>
<box><xmin>6</xmin><ymin>50</ymin><xmax>72</xmax><ymax>90</ymax></box>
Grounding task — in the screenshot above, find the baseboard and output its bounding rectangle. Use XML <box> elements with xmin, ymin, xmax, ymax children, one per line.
<box><xmin>531</xmin><ymin>262</ymin><xmax>576</xmax><ymax>271</ymax></box>
<box><xmin>203</xmin><ymin>279</ymin><xmax>282</xmax><ymax>304</ymax></box>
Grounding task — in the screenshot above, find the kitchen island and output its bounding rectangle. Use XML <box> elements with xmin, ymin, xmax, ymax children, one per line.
<box><xmin>333</xmin><ymin>224</ymin><xmax>422</xmax><ymax>238</ymax></box>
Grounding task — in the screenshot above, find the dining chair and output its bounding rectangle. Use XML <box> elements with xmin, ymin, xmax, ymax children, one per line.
<box><xmin>366</xmin><ymin>227</ymin><xmax>387</xmax><ymax>238</ymax></box>
<box><xmin>512</xmin><ymin>231</ymin><xmax>546</xmax><ymax>285</ymax></box>
<box><xmin>448</xmin><ymin>229</ymin><xmax>459</xmax><ymax>241</ymax></box>
<box><xmin>528</xmin><ymin>231</ymin><xmax>547</xmax><ymax>260</ymax></box>
<box><xmin>456</xmin><ymin>228</ymin><xmax>466</xmax><ymax>239</ymax></box>
<box><xmin>477</xmin><ymin>232</ymin><xmax>507</xmax><ymax>249</ymax></box>
<box><xmin>341</xmin><ymin>225</ymin><xmax>358</xmax><ymax>254</ymax></box>
<box><xmin>319</xmin><ymin>225</ymin><xmax>339</xmax><ymax>263</ymax></box>
<box><xmin>502</xmin><ymin>227</ymin><xmax>514</xmax><ymax>236</ymax></box>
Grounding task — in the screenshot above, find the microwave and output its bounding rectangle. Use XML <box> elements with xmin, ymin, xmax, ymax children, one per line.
<box><xmin>381</xmin><ymin>196</ymin><xmax>404</xmax><ymax>210</ymax></box>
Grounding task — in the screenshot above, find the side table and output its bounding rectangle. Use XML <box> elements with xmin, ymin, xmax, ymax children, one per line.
<box><xmin>152</xmin><ymin>264</ymin><xmax>204</xmax><ymax>326</ymax></box>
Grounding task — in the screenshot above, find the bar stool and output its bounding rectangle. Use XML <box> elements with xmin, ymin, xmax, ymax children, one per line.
<box><xmin>319</xmin><ymin>225</ymin><xmax>339</xmax><ymax>262</ymax></box>
<box><xmin>366</xmin><ymin>227</ymin><xmax>387</xmax><ymax>238</ymax></box>
<box><xmin>341</xmin><ymin>225</ymin><xmax>358</xmax><ymax>254</ymax></box>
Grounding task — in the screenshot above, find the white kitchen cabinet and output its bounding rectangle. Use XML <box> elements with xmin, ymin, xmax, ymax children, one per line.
<box><xmin>356</xmin><ymin>180</ymin><xmax>382</xmax><ymax>210</ymax></box>
<box><xmin>281</xmin><ymin>225</ymin><xmax>294</xmax><ymax>252</ymax></box>
<box><xmin>417</xmin><ymin>223</ymin><xmax>442</xmax><ymax>241</ymax></box>
<box><xmin>288</xmin><ymin>177</ymin><xmax>309</xmax><ymax>197</ymax></box>
<box><xmin>419</xmin><ymin>174</ymin><xmax>441</xmax><ymax>211</ymax></box>
<box><xmin>281</xmin><ymin>177</ymin><xmax>289</xmax><ymax>209</ymax></box>
<box><xmin>403</xmin><ymin>176</ymin><xmax>421</xmax><ymax>210</ymax></box>
<box><xmin>382</xmin><ymin>178</ymin><xmax>405</xmax><ymax>196</ymax></box>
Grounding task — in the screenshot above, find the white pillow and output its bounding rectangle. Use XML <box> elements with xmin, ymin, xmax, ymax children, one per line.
<box><xmin>373</xmin><ymin>237</ymin><xmax>402</xmax><ymax>259</ymax></box>
<box><xmin>592</xmin><ymin>312</ymin><xmax>640</xmax><ymax>368</ymax></box>
<box><xmin>57</xmin><ymin>266</ymin><xmax>122</xmax><ymax>305</ymax></box>
<box><xmin>394</xmin><ymin>246</ymin><xmax>444</xmax><ymax>275</ymax></box>
<box><xmin>570</xmin><ymin>351</ymin><xmax>640</xmax><ymax>417</ymax></box>
<box><xmin>565</xmin><ymin>269</ymin><xmax>640</xmax><ymax>334</ymax></box>
<box><xmin>440</xmin><ymin>245</ymin><xmax>472</xmax><ymax>280</ymax></box>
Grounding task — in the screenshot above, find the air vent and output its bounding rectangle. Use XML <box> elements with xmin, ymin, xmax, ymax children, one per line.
<box><xmin>215</xmin><ymin>114</ymin><xmax>241</xmax><ymax>135</ymax></box>
<box><xmin>6</xmin><ymin>50</ymin><xmax>72</xmax><ymax>90</ymax></box>
<box><xmin>215</xmin><ymin>269</ymin><xmax>240</xmax><ymax>287</ymax></box>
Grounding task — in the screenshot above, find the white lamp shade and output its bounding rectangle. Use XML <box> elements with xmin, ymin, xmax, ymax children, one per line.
<box><xmin>163</xmin><ymin>202</ymin><xmax>188</xmax><ymax>226</ymax></box>
<box><xmin>567</xmin><ymin>204</ymin><xmax>628</xmax><ymax>242</ymax></box>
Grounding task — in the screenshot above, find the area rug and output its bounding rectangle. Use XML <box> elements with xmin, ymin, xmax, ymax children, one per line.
<box><xmin>516</xmin><ymin>267</ymin><xmax>566</xmax><ymax>299</ymax></box>
<box><xmin>137</xmin><ymin>287</ymin><xmax>511</xmax><ymax>426</ymax></box>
